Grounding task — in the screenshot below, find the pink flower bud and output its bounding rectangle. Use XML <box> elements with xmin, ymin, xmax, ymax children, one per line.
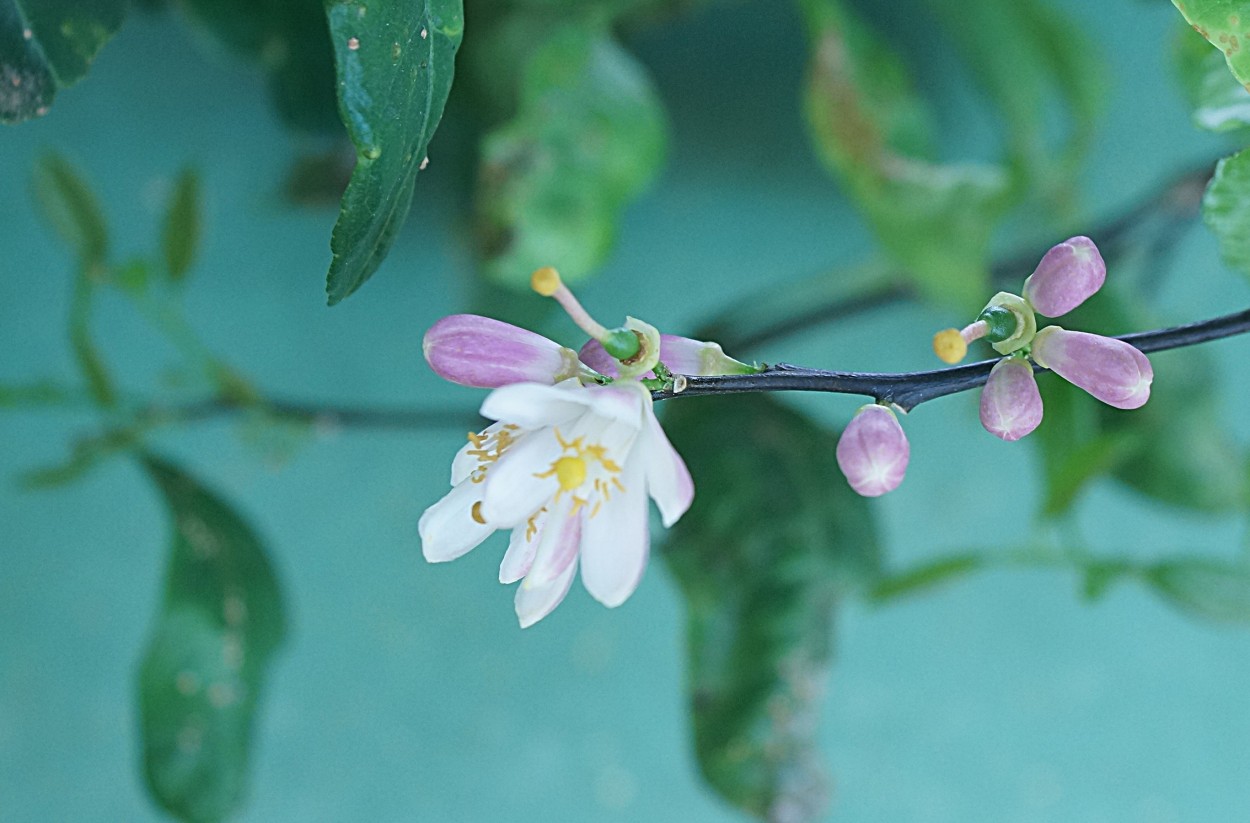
<box><xmin>1031</xmin><ymin>326</ymin><xmax>1153</xmax><ymax>409</ymax></box>
<box><xmin>980</xmin><ymin>357</ymin><xmax>1042</xmax><ymax>441</ymax></box>
<box><xmin>424</xmin><ymin>314</ymin><xmax>581</xmax><ymax>388</ymax></box>
<box><xmin>579</xmin><ymin>335</ymin><xmax>752</xmax><ymax>378</ymax></box>
<box><xmin>1022</xmin><ymin>236</ymin><xmax>1105</xmax><ymax>317</ymax></box>
<box><xmin>836</xmin><ymin>404</ymin><xmax>909</xmax><ymax>497</ymax></box>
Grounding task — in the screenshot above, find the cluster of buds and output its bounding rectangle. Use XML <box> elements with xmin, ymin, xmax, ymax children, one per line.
<box><xmin>934</xmin><ymin>236</ymin><xmax>1153</xmax><ymax>442</ymax></box>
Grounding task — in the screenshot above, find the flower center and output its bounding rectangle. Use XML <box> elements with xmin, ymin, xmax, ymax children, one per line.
<box><xmin>535</xmin><ymin>428</ymin><xmax>625</xmax><ymax>518</ymax></box>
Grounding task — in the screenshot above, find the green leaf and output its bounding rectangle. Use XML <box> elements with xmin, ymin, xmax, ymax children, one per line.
<box><xmin>1146</xmin><ymin>558</ymin><xmax>1250</xmax><ymax>623</ymax></box>
<box><xmin>661</xmin><ymin>394</ymin><xmax>880</xmax><ymax>821</ymax></box>
<box><xmin>1170</xmin><ymin>0</ymin><xmax>1250</xmax><ymax>88</ymax></box>
<box><xmin>476</xmin><ymin>24</ymin><xmax>666</xmax><ymax>289</ymax></box>
<box><xmin>869</xmin><ymin>553</ymin><xmax>985</xmax><ymax>602</ymax></box>
<box><xmin>162</xmin><ymin>169</ymin><xmax>202</xmax><ymax>282</ymax></box>
<box><xmin>31</xmin><ymin>151</ymin><xmax>109</xmax><ymax>269</ymax></box>
<box><xmin>137</xmin><ymin>455</ymin><xmax>286</xmax><ymax>823</ymax></box>
<box><xmin>0</xmin><ymin>0</ymin><xmax>126</xmax><ymax>123</ymax></box>
<box><xmin>324</xmin><ymin>0</ymin><xmax>464</xmax><ymax>305</ymax></box>
<box><xmin>918</xmin><ymin>0</ymin><xmax>1103</xmax><ymax>189</ymax></box>
<box><xmin>798</xmin><ymin>0</ymin><xmax>1010</xmax><ymax>307</ymax></box>
<box><xmin>1175</xmin><ymin>21</ymin><xmax>1250</xmax><ymax>132</ymax></box>
<box><xmin>179</xmin><ymin>0</ymin><xmax>339</xmax><ymax>132</ymax></box>
<box><xmin>1204</xmin><ymin>148</ymin><xmax>1250</xmax><ymax>278</ymax></box>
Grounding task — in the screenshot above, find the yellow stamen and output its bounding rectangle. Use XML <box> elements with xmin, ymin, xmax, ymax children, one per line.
<box><xmin>531</xmin><ymin>266</ymin><xmax>562</xmax><ymax>297</ymax></box>
<box><xmin>470</xmin><ymin>501</ymin><xmax>486</xmax><ymax>524</ymax></box>
<box><xmin>933</xmin><ymin>328</ymin><xmax>968</xmax><ymax>364</ymax></box>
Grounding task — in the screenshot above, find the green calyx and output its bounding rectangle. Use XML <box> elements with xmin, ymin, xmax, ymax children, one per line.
<box><xmin>980</xmin><ymin>292</ymin><xmax>1037</xmax><ymax>355</ymax></box>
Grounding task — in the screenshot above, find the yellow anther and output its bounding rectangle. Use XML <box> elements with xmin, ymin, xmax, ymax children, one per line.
<box><xmin>531</xmin><ymin>266</ymin><xmax>562</xmax><ymax>297</ymax></box>
<box><xmin>933</xmin><ymin>328</ymin><xmax>968</xmax><ymax>364</ymax></box>
<box><xmin>470</xmin><ymin>501</ymin><xmax>486</xmax><ymax>524</ymax></box>
<box><xmin>553</xmin><ymin>455</ymin><xmax>587</xmax><ymax>492</ymax></box>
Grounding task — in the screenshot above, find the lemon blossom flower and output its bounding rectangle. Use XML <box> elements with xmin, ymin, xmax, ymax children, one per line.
<box><xmin>933</xmin><ymin>236</ymin><xmax>1153</xmax><ymax>442</ymax></box>
<box><xmin>836</xmin><ymin>404</ymin><xmax>910</xmax><ymax>497</ymax></box>
<box><xmin>420</xmin><ymin>379</ymin><xmax>693</xmax><ymax>627</ymax></box>
<box><xmin>420</xmin><ymin>267</ymin><xmax>712</xmax><ymax>627</ymax></box>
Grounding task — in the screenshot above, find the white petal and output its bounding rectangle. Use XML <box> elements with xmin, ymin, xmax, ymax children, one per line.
<box><xmin>523</xmin><ymin>497</ymin><xmax>582</xmax><ymax>587</ymax></box>
<box><xmin>579</xmin><ymin>456</ymin><xmax>649</xmax><ymax>608</ymax></box>
<box><xmin>480</xmin><ymin>383</ymin><xmax>588</xmax><ymax>429</ymax></box>
<box><xmin>480</xmin><ymin>428</ymin><xmax>562</xmax><ymax>528</ymax></box>
<box><xmin>499</xmin><ymin>510</ymin><xmax>544</xmax><ymax>584</ymax></box>
<box><xmin>638</xmin><ymin>400</ymin><xmax>693</xmax><ymax>527</ymax></box>
<box><xmin>418</xmin><ymin>481</ymin><xmax>494</xmax><ymax>563</ymax></box>
<box><xmin>450</xmin><ymin>422</ymin><xmax>515</xmax><ymax>486</ymax></box>
<box><xmin>578</xmin><ymin>383</ymin><xmax>646</xmax><ymax>428</ymax></box>
<box><xmin>515</xmin><ymin>557</ymin><xmax>578</xmax><ymax>628</ymax></box>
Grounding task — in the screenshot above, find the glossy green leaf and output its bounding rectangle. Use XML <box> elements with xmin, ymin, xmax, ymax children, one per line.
<box><xmin>31</xmin><ymin>151</ymin><xmax>109</xmax><ymax>269</ymax></box>
<box><xmin>1175</xmin><ymin>21</ymin><xmax>1250</xmax><ymax>132</ymax></box>
<box><xmin>0</xmin><ymin>0</ymin><xmax>126</xmax><ymax>123</ymax></box>
<box><xmin>138</xmin><ymin>455</ymin><xmax>286</xmax><ymax>823</ymax></box>
<box><xmin>662</xmin><ymin>394</ymin><xmax>880</xmax><ymax>821</ymax></box>
<box><xmin>324</xmin><ymin>0</ymin><xmax>464</xmax><ymax>304</ymax></box>
<box><xmin>162</xmin><ymin>169</ymin><xmax>202</xmax><ymax>282</ymax></box>
<box><xmin>798</xmin><ymin>0</ymin><xmax>1009</xmax><ymax>307</ymax></box>
<box><xmin>1170</xmin><ymin>0</ymin><xmax>1250</xmax><ymax>88</ymax></box>
<box><xmin>1146</xmin><ymin>558</ymin><xmax>1250</xmax><ymax>623</ymax></box>
<box><xmin>1204</xmin><ymin>148</ymin><xmax>1250</xmax><ymax>278</ymax></box>
<box><xmin>476</xmin><ymin>24</ymin><xmax>666</xmax><ymax>289</ymax></box>
<box><xmin>179</xmin><ymin>0</ymin><xmax>338</xmax><ymax>132</ymax></box>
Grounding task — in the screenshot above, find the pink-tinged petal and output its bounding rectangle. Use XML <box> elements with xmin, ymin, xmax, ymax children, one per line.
<box><xmin>579</xmin><ymin>335</ymin><xmax>751</xmax><ymax>378</ymax></box>
<box><xmin>580</xmin><ymin>456</ymin><xmax>649</xmax><ymax>607</ymax></box>
<box><xmin>836</xmin><ymin>405</ymin><xmax>909</xmax><ymax>497</ymax></box>
<box><xmin>1032</xmin><ymin>326</ymin><xmax>1153</xmax><ymax>409</ymax></box>
<box><xmin>480</xmin><ymin>429</ymin><xmax>562</xmax><ymax>527</ymax></box>
<box><xmin>521</xmin><ymin>498</ymin><xmax>582</xmax><ymax>587</ymax></box>
<box><xmin>1022</xmin><ymin>236</ymin><xmax>1106</xmax><ymax>317</ymax></box>
<box><xmin>515</xmin><ymin>557</ymin><xmax>579</xmax><ymax>629</ymax></box>
<box><xmin>424</xmin><ymin>314</ymin><xmax>580</xmax><ymax>388</ymax></box>
<box><xmin>419</xmin><ymin>481</ymin><xmax>495</xmax><ymax>562</ymax></box>
<box><xmin>500</xmin><ymin>517</ymin><xmax>541</xmax><ymax>584</ymax></box>
<box><xmin>480</xmin><ymin>382</ymin><xmax>589</xmax><ymax>430</ymax></box>
<box><xmin>980</xmin><ymin>357</ymin><xmax>1043</xmax><ymax>442</ymax></box>
<box><xmin>638</xmin><ymin>399</ymin><xmax>693</xmax><ymax>527</ymax></box>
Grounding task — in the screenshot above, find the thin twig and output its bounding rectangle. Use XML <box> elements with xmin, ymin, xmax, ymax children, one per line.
<box><xmin>654</xmin><ymin>308</ymin><xmax>1250</xmax><ymax>410</ymax></box>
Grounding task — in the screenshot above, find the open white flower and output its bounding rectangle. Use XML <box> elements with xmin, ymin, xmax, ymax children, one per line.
<box><xmin>419</xmin><ymin>379</ymin><xmax>693</xmax><ymax>627</ymax></box>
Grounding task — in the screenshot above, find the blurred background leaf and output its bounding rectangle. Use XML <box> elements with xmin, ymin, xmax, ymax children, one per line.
<box><xmin>162</xmin><ymin>168</ymin><xmax>202</xmax><ymax>282</ymax></box>
<box><xmin>661</xmin><ymin>394</ymin><xmax>880</xmax><ymax>822</ymax></box>
<box><xmin>475</xmin><ymin>20</ymin><xmax>666</xmax><ymax>289</ymax></box>
<box><xmin>799</xmin><ymin>0</ymin><xmax>1009</xmax><ymax>308</ymax></box>
<box><xmin>137</xmin><ymin>455</ymin><xmax>286</xmax><ymax>823</ymax></box>
<box><xmin>0</xmin><ymin>0</ymin><xmax>127</xmax><ymax>123</ymax></box>
<box><xmin>179</xmin><ymin>0</ymin><xmax>338</xmax><ymax>133</ymax></box>
<box><xmin>1203</xmin><ymin>148</ymin><xmax>1250</xmax><ymax>279</ymax></box>
<box><xmin>323</xmin><ymin>0</ymin><xmax>465</xmax><ymax>304</ymax></box>
<box><xmin>1174</xmin><ymin>20</ymin><xmax>1250</xmax><ymax>133</ymax></box>
<box><xmin>1169</xmin><ymin>0</ymin><xmax>1250</xmax><ymax>88</ymax></box>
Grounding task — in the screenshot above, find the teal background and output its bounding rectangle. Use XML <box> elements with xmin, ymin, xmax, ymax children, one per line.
<box><xmin>4</xmin><ymin>1</ymin><xmax>1250</xmax><ymax>821</ymax></box>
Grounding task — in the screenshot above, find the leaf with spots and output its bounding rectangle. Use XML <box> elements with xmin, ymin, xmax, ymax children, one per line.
<box><xmin>475</xmin><ymin>22</ymin><xmax>666</xmax><ymax>289</ymax></box>
<box><xmin>178</xmin><ymin>0</ymin><xmax>340</xmax><ymax>133</ymax></box>
<box><xmin>137</xmin><ymin>455</ymin><xmax>286</xmax><ymax>823</ymax></box>
<box><xmin>1175</xmin><ymin>19</ymin><xmax>1250</xmax><ymax>132</ymax></box>
<box><xmin>661</xmin><ymin>394</ymin><xmax>880</xmax><ymax>822</ymax></box>
<box><xmin>1170</xmin><ymin>0</ymin><xmax>1250</xmax><ymax>88</ymax></box>
<box><xmin>323</xmin><ymin>0</ymin><xmax>465</xmax><ymax>304</ymax></box>
<box><xmin>0</xmin><ymin>0</ymin><xmax>126</xmax><ymax>123</ymax></box>
<box><xmin>798</xmin><ymin>0</ymin><xmax>1010</xmax><ymax>308</ymax></box>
